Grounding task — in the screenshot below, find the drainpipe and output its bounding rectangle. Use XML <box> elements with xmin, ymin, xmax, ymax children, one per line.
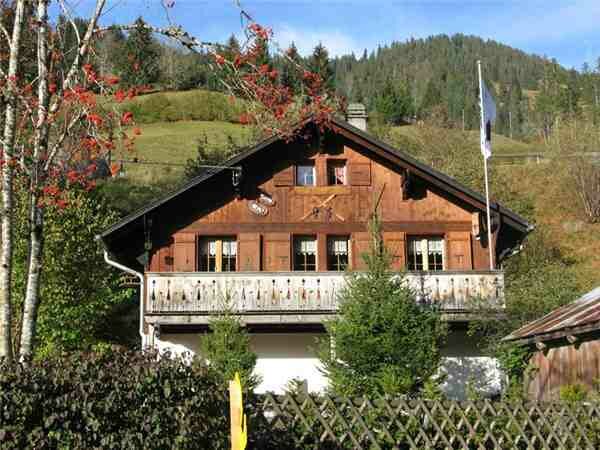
<box><xmin>103</xmin><ymin>250</ymin><xmax>147</xmax><ymax>348</ymax></box>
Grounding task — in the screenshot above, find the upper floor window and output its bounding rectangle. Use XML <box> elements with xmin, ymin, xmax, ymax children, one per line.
<box><xmin>327</xmin><ymin>160</ymin><xmax>346</xmax><ymax>185</ymax></box>
<box><xmin>407</xmin><ymin>236</ymin><xmax>444</xmax><ymax>271</ymax></box>
<box><xmin>296</xmin><ymin>163</ymin><xmax>315</xmax><ymax>186</ymax></box>
<box><xmin>293</xmin><ymin>235</ymin><xmax>317</xmax><ymax>271</ymax></box>
<box><xmin>198</xmin><ymin>237</ymin><xmax>237</xmax><ymax>272</ymax></box>
<box><xmin>327</xmin><ymin>236</ymin><xmax>349</xmax><ymax>271</ymax></box>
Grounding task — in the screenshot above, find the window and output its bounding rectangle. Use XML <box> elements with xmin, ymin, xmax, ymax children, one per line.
<box><xmin>327</xmin><ymin>236</ymin><xmax>349</xmax><ymax>271</ymax></box>
<box><xmin>293</xmin><ymin>235</ymin><xmax>317</xmax><ymax>271</ymax></box>
<box><xmin>296</xmin><ymin>163</ymin><xmax>315</xmax><ymax>186</ymax></box>
<box><xmin>407</xmin><ymin>236</ymin><xmax>444</xmax><ymax>271</ymax></box>
<box><xmin>327</xmin><ymin>160</ymin><xmax>346</xmax><ymax>185</ymax></box>
<box><xmin>198</xmin><ymin>237</ymin><xmax>237</xmax><ymax>272</ymax></box>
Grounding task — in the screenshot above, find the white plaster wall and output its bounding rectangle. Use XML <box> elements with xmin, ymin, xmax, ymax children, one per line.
<box><xmin>150</xmin><ymin>329</ymin><xmax>501</xmax><ymax>399</ymax></box>
<box><xmin>152</xmin><ymin>331</ymin><xmax>327</xmax><ymax>393</ymax></box>
<box><xmin>440</xmin><ymin>329</ymin><xmax>503</xmax><ymax>400</ymax></box>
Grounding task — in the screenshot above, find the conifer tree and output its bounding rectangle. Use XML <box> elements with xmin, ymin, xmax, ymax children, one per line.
<box><xmin>200</xmin><ymin>312</ymin><xmax>261</xmax><ymax>390</ymax></box>
<box><xmin>309</xmin><ymin>42</ymin><xmax>334</xmax><ymax>90</ymax></box>
<box><xmin>373</xmin><ymin>78</ymin><xmax>413</xmax><ymax>124</ymax></box>
<box><xmin>119</xmin><ymin>17</ymin><xmax>160</xmax><ymax>86</ymax></box>
<box><xmin>281</xmin><ymin>42</ymin><xmax>302</xmax><ymax>94</ymax></box>
<box><xmin>318</xmin><ymin>214</ymin><xmax>447</xmax><ymax>397</ymax></box>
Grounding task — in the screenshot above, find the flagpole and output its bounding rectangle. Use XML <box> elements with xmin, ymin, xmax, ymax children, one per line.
<box><xmin>477</xmin><ymin>60</ymin><xmax>494</xmax><ymax>271</ymax></box>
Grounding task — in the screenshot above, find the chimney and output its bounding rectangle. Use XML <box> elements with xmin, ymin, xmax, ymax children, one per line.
<box><xmin>346</xmin><ymin>103</ymin><xmax>368</xmax><ymax>131</ymax></box>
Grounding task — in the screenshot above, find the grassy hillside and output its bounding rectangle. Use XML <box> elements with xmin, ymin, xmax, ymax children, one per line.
<box><xmin>391</xmin><ymin>125</ymin><xmax>544</xmax><ymax>155</ymax></box>
<box><xmin>118</xmin><ymin>121</ymin><xmax>249</xmax><ymax>184</ymax></box>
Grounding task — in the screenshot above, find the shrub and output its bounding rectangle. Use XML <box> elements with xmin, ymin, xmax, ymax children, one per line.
<box><xmin>0</xmin><ymin>349</ymin><xmax>292</xmax><ymax>449</ymax></box>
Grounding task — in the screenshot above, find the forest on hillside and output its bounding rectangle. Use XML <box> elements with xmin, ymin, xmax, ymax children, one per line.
<box><xmin>59</xmin><ymin>17</ymin><xmax>600</xmax><ymax>142</ymax></box>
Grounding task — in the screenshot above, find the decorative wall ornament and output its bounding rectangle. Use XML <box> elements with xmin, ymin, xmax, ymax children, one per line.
<box><xmin>248</xmin><ymin>201</ymin><xmax>268</xmax><ymax>216</ymax></box>
<box><xmin>258</xmin><ymin>193</ymin><xmax>276</xmax><ymax>207</ymax></box>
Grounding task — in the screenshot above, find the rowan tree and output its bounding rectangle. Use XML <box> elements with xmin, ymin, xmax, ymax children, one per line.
<box><xmin>0</xmin><ymin>0</ymin><xmax>339</xmax><ymax>360</ymax></box>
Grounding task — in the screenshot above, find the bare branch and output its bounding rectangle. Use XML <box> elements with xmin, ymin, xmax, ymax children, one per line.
<box><xmin>57</xmin><ymin>0</ymin><xmax>82</xmax><ymax>49</ymax></box>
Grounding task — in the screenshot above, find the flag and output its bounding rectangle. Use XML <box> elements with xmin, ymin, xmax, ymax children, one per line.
<box><xmin>480</xmin><ymin>80</ymin><xmax>497</xmax><ymax>159</ymax></box>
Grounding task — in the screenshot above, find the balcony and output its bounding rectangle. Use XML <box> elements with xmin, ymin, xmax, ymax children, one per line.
<box><xmin>145</xmin><ymin>271</ymin><xmax>504</xmax><ymax>325</ymax></box>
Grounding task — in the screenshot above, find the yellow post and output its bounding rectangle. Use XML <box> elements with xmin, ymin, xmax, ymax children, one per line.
<box><xmin>229</xmin><ymin>372</ymin><xmax>247</xmax><ymax>450</ymax></box>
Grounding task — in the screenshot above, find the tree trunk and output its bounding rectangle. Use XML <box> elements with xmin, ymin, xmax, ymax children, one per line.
<box><xmin>19</xmin><ymin>198</ymin><xmax>43</xmax><ymax>360</ymax></box>
<box><xmin>19</xmin><ymin>0</ymin><xmax>49</xmax><ymax>361</ymax></box>
<box><xmin>0</xmin><ymin>0</ymin><xmax>28</xmax><ymax>360</ymax></box>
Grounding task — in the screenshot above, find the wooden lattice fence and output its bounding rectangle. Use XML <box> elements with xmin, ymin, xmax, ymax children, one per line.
<box><xmin>258</xmin><ymin>394</ymin><xmax>600</xmax><ymax>449</ymax></box>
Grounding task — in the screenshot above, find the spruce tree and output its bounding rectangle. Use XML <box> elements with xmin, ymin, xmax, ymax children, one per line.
<box><xmin>119</xmin><ymin>17</ymin><xmax>160</xmax><ymax>87</ymax></box>
<box><xmin>281</xmin><ymin>42</ymin><xmax>302</xmax><ymax>94</ymax></box>
<box><xmin>318</xmin><ymin>214</ymin><xmax>447</xmax><ymax>397</ymax></box>
<box><xmin>309</xmin><ymin>42</ymin><xmax>334</xmax><ymax>90</ymax></box>
<box><xmin>200</xmin><ymin>312</ymin><xmax>261</xmax><ymax>390</ymax></box>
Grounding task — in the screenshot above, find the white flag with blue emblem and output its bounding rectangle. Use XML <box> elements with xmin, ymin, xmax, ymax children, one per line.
<box><xmin>480</xmin><ymin>81</ymin><xmax>496</xmax><ymax>159</ymax></box>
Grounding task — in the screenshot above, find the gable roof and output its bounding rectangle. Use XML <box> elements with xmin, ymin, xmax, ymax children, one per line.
<box><xmin>98</xmin><ymin>117</ymin><xmax>533</xmax><ymax>242</ymax></box>
<box><xmin>503</xmin><ymin>287</ymin><xmax>600</xmax><ymax>345</ymax></box>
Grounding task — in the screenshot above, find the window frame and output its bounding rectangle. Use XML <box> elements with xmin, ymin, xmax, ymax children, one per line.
<box><xmin>407</xmin><ymin>235</ymin><xmax>445</xmax><ymax>272</ymax></box>
<box><xmin>327</xmin><ymin>159</ymin><xmax>347</xmax><ymax>186</ymax></box>
<box><xmin>198</xmin><ymin>236</ymin><xmax>237</xmax><ymax>272</ymax></box>
<box><xmin>293</xmin><ymin>235</ymin><xmax>317</xmax><ymax>271</ymax></box>
<box><xmin>295</xmin><ymin>163</ymin><xmax>316</xmax><ymax>187</ymax></box>
<box><xmin>327</xmin><ymin>235</ymin><xmax>350</xmax><ymax>271</ymax></box>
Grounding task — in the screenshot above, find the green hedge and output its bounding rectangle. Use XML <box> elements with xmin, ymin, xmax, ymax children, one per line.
<box><xmin>122</xmin><ymin>90</ymin><xmax>245</xmax><ymax>124</ymax></box>
<box><xmin>0</xmin><ymin>349</ymin><xmax>292</xmax><ymax>449</ymax></box>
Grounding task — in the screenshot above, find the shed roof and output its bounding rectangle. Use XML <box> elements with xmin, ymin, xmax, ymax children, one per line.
<box><xmin>503</xmin><ymin>286</ymin><xmax>600</xmax><ymax>344</ymax></box>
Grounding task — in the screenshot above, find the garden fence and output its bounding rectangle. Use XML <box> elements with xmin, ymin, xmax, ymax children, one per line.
<box><xmin>258</xmin><ymin>393</ymin><xmax>600</xmax><ymax>449</ymax></box>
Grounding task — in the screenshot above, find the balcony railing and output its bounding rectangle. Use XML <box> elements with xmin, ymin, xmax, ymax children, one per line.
<box><xmin>146</xmin><ymin>271</ymin><xmax>504</xmax><ymax>316</ymax></box>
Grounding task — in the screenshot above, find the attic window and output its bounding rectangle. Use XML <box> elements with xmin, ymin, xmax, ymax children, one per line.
<box><xmin>327</xmin><ymin>160</ymin><xmax>346</xmax><ymax>185</ymax></box>
<box><xmin>296</xmin><ymin>163</ymin><xmax>315</xmax><ymax>186</ymax></box>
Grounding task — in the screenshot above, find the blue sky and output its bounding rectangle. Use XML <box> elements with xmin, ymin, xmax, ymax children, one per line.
<box><xmin>66</xmin><ymin>0</ymin><xmax>600</xmax><ymax>69</ymax></box>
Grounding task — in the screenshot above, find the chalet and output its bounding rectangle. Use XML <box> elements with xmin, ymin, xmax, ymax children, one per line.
<box><xmin>504</xmin><ymin>286</ymin><xmax>600</xmax><ymax>401</ymax></box>
<box><xmin>98</xmin><ymin>104</ymin><xmax>532</xmax><ymax>398</ymax></box>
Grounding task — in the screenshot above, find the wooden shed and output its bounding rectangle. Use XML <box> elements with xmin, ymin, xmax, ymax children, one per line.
<box><xmin>504</xmin><ymin>287</ymin><xmax>600</xmax><ymax>401</ymax></box>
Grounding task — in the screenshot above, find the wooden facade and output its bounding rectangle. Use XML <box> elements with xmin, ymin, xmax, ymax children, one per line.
<box><xmin>146</xmin><ymin>134</ymin><xmax>496</xmax><ymax>275</ymax></box>
<box><xmin>99</xmin><ymin>116</ymin><xmax>531</xmax><ymax>327</ymax></box>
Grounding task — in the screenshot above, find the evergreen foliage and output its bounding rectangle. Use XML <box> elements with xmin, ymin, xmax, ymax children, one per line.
<box><xmin>281</xmin><ymin>42</ymin><xmax>303</xmax><ymax>94</ymax></box>
<box><xmin>200</xmin><ymin>313</ymin><xmax>261</xmax><ymax>391</ymax></box>
<box><xmin>309</xmin><ymin>42</ymin><xmax>334</xmax><ymax>90</ymax></box>
<box><xmin>373</xmin><ymin>78</ymin><xmax>414</xmax><ymax>124</ymax></box>
<box><xmin>118</xmin><ymin>17</ymin><xmax>160</xmax><ymax>86</ymax></box>
<box><xmin>319</xmin><ymin>215</ymin><xmax>447</xmax><ymax>397</ymax></box>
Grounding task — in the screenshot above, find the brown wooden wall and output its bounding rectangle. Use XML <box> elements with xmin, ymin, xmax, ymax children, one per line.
<box><xmin>148</xmin><ymin>137</ymin><xmax>496</xmax><ymax>272</ymax></box>
<box><xmin>527</xmin><ymin>340</ymin><xmax>600</xmax><ymax>402</ymax></box>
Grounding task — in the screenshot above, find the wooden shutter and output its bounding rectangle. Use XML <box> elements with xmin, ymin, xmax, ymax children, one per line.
<box><xmin>173</xmin><ymin>233</ymin><xmax>196</xmax><ymax>272</ymax></box>
<box><xmin>273</xmin><ymin>165</ymin><xmax>294</xmax><ymax>186</ymax></box>
<box><xmin>384</xmin><ymin>231</ymin><xmax>406</xmax><ymax>271</ymax></box>
<box><xmin>348</xmin><ymin>162</ymin><xmax>371</xmax><ymax>186</ymax></box>
<box><xmin>446</xmin><ymin>231</ymin><xmax>473</xmax><ymax>270</ymax></box>
<box><xmin>263</xmin><ymin>233</ymin><xmax>291</xmax><ymax>271</ymax></box>
<box><xmin>238</xmin><ymin>233</ymin><xmax>261</xmax><ymax>271</ymax></box>
<box><xmin>352</xmin><ymin>231</ymin><xmax>371</xmax><ymax>270</ymax></box>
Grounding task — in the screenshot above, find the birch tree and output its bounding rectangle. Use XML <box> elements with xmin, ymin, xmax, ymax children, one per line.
<box><xmin>0</xmin><ymin>0</ymin><xmax>337</xmax><ymax>360</ymax></box>
<box><xmin>0</xmin><ymin>0</ymin><xmax>27</xmax><ymax>359</ymax></box>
